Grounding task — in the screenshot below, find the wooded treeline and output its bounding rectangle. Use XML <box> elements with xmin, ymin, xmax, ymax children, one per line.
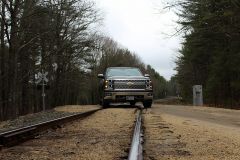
<box><xmin>0</xmin><ymin>0</ymin><xmax>101</xmax><ymax>120</ymax></box>
<box><xmin>0</xmin><ymin>0</ymin><xmax>170</xmax><ymax>120</ymax></box>
<box><xmin>175</xmin><ymin>0</ymin><xmax>240</xmax><ymax>107</ymax></box>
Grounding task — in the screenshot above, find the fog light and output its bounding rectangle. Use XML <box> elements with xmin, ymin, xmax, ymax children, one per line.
<box><xmin>148</xmin><ymin>93</ymin><xmax>153</xmax><ymax>96</ymax></box>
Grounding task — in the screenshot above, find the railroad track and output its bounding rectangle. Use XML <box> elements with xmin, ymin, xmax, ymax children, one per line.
<box><xmin>0</xmin><ymin>106</ymin><xmax>144</xmax><ymax>159</ymax></box>
<box><xmin>0</xmin><ymin>109</ymin><xmax>101</xmax><ymax>148</ymax></box>
<box><xmin>128</xmin><ymin>109</ymin><xmax>143</xmax><ymax>160</ymax></box>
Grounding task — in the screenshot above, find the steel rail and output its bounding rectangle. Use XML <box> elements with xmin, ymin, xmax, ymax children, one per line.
<box><xmin>128</xmin><ymin>109</ymin><xmax>143</xmax><ymax>160</ymax></box>
<box><xmin>0</xmin><ymin>109</ymin><xmax>101</xmax><ymax>147</ymax></box>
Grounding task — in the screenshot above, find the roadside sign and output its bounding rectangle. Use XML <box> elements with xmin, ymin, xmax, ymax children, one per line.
<box><xmin>36</xmin><ymin>70</ymin><xmax>49</xmax><ymax>112</ymax></box>
<box><xmin>36</xmin><ymin>72</ymin><xmax>48</xmax><ymax>84</ymax></box>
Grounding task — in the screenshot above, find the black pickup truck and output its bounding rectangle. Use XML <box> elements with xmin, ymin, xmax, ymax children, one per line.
<box><xmin>98</xmin><ymin>67</ymin><xmax>153</xmax><ymax>108</ymax></box>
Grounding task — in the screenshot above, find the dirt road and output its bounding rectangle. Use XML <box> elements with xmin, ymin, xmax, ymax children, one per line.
<box><xmin>144</xmin><ymin>104</ymin><xmax>240</xmax><ymax>160</ymax></box>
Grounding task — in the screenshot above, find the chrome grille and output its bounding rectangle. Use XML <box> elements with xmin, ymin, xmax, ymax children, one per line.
<box><xmin>114</xmin><ymin>80</ymin><xmax>146</xmax><ymax>90</ymax></box>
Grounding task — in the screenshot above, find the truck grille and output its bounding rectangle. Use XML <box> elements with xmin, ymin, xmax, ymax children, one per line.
<box><xmin>114</xmin><ymin>80</ymin><xmax>146</xmax><ymax>90</ymax></box>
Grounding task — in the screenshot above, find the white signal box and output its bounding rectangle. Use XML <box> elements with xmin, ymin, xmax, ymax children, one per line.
<box><xmin>193</xmin><ymin>85</ymin><xmax>203</xmax><ymax>106</ymax></box>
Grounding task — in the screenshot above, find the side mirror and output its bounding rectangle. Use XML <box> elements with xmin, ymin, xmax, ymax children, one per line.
<box><xmin>97</xmin><ymin>74</ymin><xmax>104</xmax><ymax>79</ymax></box>
<box><xmin>144</xmin><ymin>74</ymin><xmax>150</xmax><ymax>77</ymax></box>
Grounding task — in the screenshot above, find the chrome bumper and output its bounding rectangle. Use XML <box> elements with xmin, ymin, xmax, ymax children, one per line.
<box><xmin>103</xmin><ymin>91</ymin><xmax>153</xmax><ymax>101</ymax></box>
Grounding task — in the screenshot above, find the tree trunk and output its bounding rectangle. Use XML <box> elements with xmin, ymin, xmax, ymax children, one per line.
<box><xmin>7</xmin><ymin>0</ymin><xmax>21</xmax><ymax>119</ymax></box>
<box><xmin>0</xmin><ymin>2</ymin><xmax>5</xmax><ymax>120</ymax></box>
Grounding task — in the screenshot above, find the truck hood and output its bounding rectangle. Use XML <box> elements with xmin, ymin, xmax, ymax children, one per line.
<box><xmin>107</xmin><ymin>76</ymin><xmax>149</xmax><ymax>80</ymax></box>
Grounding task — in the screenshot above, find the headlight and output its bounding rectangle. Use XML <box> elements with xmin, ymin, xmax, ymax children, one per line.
<box><xmin>146</xmin><ymin>80</ymin><xmax>153</xmax><ymax>90</ymax></box>
<box><xmin>104</xmin><ymin>80</ymin><xmax>108</xmax><ymax>89</ymax></box>
<box><xmin>104</xmin><ymin>80</ymin><xmax>113</xmax><ymax>89</ymax></box>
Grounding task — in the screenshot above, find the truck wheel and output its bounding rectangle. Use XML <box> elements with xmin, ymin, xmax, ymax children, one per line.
<box><xmin>102</xmin><ymin>100</ymin><xmax>110</xmax><ymax>109</ymax></box>
<box><xmin>130</xmin><ymin>101</ymin><xmax>136</xmax><ymax>106</ymax></box>
<box><xmin>143</xmin><ymin>100</ymin><xmax>152</xmax><ymax>108</ymax></box>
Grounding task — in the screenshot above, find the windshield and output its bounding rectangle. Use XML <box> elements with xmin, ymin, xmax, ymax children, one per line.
<box><xmin>106</xmin><ymin>68</ymin><xmax>143</xmax><ymax>77</ymax></box>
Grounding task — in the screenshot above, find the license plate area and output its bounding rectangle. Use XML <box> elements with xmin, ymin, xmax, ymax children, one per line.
<box><xmin>126</xmin><ymin>96</ymin><xmax>134</xmax><ymax>101</ymax></box>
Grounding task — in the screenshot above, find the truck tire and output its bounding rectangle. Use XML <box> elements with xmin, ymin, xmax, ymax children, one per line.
<box><xmin>102</xmin><ymin>100</ymin><xmax>110</xmax><ymax>109</ymax></box>
<box><xmin>143</xmin><ymin>100</ymin><xmax>152</xmax><ymax>108</ymax></box>
<box><xmin>130</xmin><ymin>101</ymin><xmax>136</xmax><ymax>106</ymax></box>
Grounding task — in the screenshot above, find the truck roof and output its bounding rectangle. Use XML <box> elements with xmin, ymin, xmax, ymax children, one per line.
<box><xmin>107</xmin><ymin>67</ymin><xmax>139</xmax><ymax>69</ymax></box>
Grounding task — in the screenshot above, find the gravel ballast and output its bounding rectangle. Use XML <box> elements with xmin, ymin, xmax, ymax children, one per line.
<box><xmin>0</xmin><ymin>105</ymin><xmax>100</xmax><ymax>133</ymax></box>
<box><xmin>143</xmin><ymin>109</ymin><xmax>190</xmax><ymax>160</ymax></box>
<box><xmin>0</xmin><ymin>108</ymin><xmax>136</xmax><ymax>160</ymax></box>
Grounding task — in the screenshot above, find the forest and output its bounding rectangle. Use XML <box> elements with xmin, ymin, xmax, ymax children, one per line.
<box><xmin>0</xmin><ymin>0</ymin><xmax>176</xmax><ymax>120</ymax></box>
<box><xmin>175</xmin><ymin>0</ymin><xmax>240</xmax><ymax>107</ymax></box>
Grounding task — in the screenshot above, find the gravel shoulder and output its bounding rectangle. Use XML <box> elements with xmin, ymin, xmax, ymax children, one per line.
<box><xmin>144</xmin><ymin>104</ymin><xmax>240</xmax><ymax>160</ymax></box>
<box><xmin>156</xmin><ymin>105</ymin><xmax>240</xmax><ymax>128</ymax></box>
<box><xmin>161</xmin><ymin>113</ymin><xmax>240</xmax><ymax>159</ymax></box>
<box><xmin>0</xmin><ymin>108</ymin><xmax>136</xmax><ymax>160</ymax></box>
<box><xmin>0</xmin><ymin>105</ymin><xmax>100</xmax><ymax>133</ymax></box>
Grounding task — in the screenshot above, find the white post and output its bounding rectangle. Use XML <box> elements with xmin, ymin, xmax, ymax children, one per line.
<box><xmin>42</xmin><ymin>69</ymin><xmax>45</xmax><ymax>111</ymax></box>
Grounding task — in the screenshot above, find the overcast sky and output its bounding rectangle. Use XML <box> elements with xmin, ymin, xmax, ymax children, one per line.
<box><xmin>94</xmin><ymin>0</ymin><xmax>182</xmax><ymax>80</ymax></box>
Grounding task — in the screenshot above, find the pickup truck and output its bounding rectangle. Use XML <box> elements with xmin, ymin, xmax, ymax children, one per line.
<box><xmin>98</xmin><ymin>67</ymin><xmax>153</xmax><ymax>108</ymax></box>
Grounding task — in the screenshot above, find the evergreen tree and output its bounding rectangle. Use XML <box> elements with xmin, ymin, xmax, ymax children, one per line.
<box><xmin>175</xmin><ymin>0</ymin><xmax>240</xmax><ymax>107</ymax></box>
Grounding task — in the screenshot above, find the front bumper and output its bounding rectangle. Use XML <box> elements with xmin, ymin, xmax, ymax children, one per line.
<box><xmin>103</xmin><ymin>90</ymin><xmax>153</xmax><ymax>102</ymax></box>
